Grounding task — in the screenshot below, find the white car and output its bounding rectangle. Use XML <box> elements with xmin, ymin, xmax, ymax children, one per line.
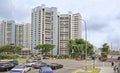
<box><xmin>10</xmin><ymin>64</ymin><xmax>31</xmax><ymax>73</ymax></box>
<box><xmin>25</xmin><ymin>60</ymin><xmax>37</xmax><ymax>67</ymax></box>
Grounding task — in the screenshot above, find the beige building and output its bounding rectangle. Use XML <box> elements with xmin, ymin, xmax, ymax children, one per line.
<box><xmin>15</xmin><ymin>23</ymin><xmax>31</xmax><ymax>49</ymax></box>
<box><xmin>15</xmin><ymin>24</ymin><xmax>24</xmax><ymax>47</ymax></box>
<box><xmin>58</xmin><ymin>12</ymin><xmax>82</xmax><ymax>55</ymax></box>
<box><xmin>0</xmin><ymin>20</ymin><xmax>16</xmax><ymax>46</ymax></box>
<box><xmin>21</xmin><ymin>48</ymin><xmax>31</xmax><ymax>58</ymax></box>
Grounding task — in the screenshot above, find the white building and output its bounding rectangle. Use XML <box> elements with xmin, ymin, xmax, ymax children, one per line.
<box><xmin>58</xmin><ymin>12</ymin><xmax>82</xmax><ymax>55</ymax></box>
<box><xmin>31</xmin><ymin>4</ymin><xmax>58</xmax><ymax>55</ymax></box>
<box><xmin>0</xmin><ymin>20</ymin><xmax>15</xmax><ymax>46</ymax></box>
<box><xmin>15</xmin><ymin>23</ymin><xmax>31</xmax><ymax>49</ymax></box>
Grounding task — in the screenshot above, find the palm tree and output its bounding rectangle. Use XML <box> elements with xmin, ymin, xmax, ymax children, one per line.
<box><xmin>102</xmin><ymin>43</ymin><xmax>110</xmax><ymax>54</ymax></box>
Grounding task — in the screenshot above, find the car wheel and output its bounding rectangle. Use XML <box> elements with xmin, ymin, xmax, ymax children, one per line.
<box><xmin>29</xmin><ymin>68</ymin><xmax>31</xmax><ymax>71</ymax></box>
<box><xmin>6</xmin><ymin>68</ymin><xmax>9</xmax><ymax>71</ymax></box>
<box><xmin>55</xmin><ymin>67</ymin><xmax>57</xmax><ymax>70</ymax></box>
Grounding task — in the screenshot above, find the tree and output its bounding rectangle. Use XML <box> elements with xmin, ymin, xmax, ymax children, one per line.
<box><xmin>34</xmin><ymin>44</ymin><xmax>43</xmax><ymax>54</ymax></box>
<box><xmin>34</xmin><ymin>44</ymin><xmax>55</xmax><ymax>56</ymax></box>
<box><xmin>100</xmin><ymin>43</ymin><xmax>110</xmax><ymax>62</ymax></box>
<box><xmin>0</xmin><ymin>45</ymin><xmax>22</xmax><ymax>54</ymax></box>
<box><xmin>67</xmin><ymin>38</ymin><xmax>94</xmax><ymax>58</ymax></box>
<box><xmin>102</xmin><ymin>43</ymin><xmax>110</xmax><ymax>54</ymax></box>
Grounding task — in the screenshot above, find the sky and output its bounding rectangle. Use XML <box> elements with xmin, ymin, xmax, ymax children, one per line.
<box><xmin>0</xmin><ymin>0</ymin><xmax>120</xmax><ymax>50</ymax></box>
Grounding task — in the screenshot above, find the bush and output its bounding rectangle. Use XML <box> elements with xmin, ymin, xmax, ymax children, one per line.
<box><xmin>0</xmin><ymin>54</ymin><xmax>19</xmax><ymax>59</ymax></box>
<box><xmin>57</xmin><ymin>55</ymin><xmax>69</xmax><ymax>59</ymax></box>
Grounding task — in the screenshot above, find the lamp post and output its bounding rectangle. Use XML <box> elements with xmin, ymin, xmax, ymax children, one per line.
<box><xmin>80</xmin><ymin>19</ymin><xmax>88</xmax><ymax>71</ymax></box>
<box><xmin>80</xmin><ymin>19</ymin><xmax>87</xmax><ymax>59</ymax></box>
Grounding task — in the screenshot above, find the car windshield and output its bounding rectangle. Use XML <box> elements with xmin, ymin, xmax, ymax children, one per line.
<box><xmin>10</xmin><ymin>71</ymin><xmax>22</xmax><ymax>73</ymax></box>
<box><xmin>41</xmin><ymin>67</ymin><xmax>51</xmax><ymax>70</ymax></box>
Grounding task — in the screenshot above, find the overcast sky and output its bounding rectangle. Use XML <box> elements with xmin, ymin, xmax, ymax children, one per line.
<box><xmin>0</xmin><ymin>0</ymin><xmax>120</xmax><ymax>50</ymax></box>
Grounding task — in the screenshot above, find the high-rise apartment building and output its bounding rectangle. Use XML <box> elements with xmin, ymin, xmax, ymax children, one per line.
<box><xmin>58</xmin><ymin>13</ymin><xmax>82</xmax><ymax>55</ymax></box>
<box><xmin>15</xmin><ymin>24</ymin><xmax>24</xmax><ymax>47</ymax></box>
<box><xmin>15</xmin><ymin>23</ymin><xmax>31</xmax><ymax>49</ymax></box>
<box><xmin>0</xmin><ymin>20</ymin><xmax>16</xmax><ymax>46</ymax></box>
<box><xmin>23</xmin><ymin>23</ymin><xmax>31</xmax><ymax>49</ymax></box>
<box><xmin>0</xmin><ymin>20</ymin><xmax>5</xmax><ymax>46</ymax></box>
<box><xmin>31</xmin><ymin>4</ymin><xmax>58</xmax><ymax>55</ymax></box>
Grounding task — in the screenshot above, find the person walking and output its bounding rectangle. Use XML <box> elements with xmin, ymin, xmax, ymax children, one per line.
<box><xmin>113</xmin><ymin>65</ymin><xmax>118</xmax><ymax>73</ymax></box>
<box><xmin>112</xmin><ymin>61</ymin><xmax>114</xmax><ymax>67</ymax></box>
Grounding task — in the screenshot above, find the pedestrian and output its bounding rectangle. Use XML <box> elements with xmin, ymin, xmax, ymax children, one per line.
<box><xmin>112</xmin><ymin>61</ymin><xmax>114</xmax><ymax>67</ymax></box>
<box><xmin>113</xmin><ymin>65</ymin><xmax>118</xmax><ymax>73</ymax></box>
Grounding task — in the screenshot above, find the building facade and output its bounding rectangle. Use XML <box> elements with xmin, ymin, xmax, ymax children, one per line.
<box><xmin>58</xmin><ymin>13</ymin><xmax>82</xmax><ymax>55</ymax></box>
<box><xmin>15</xmin><ymin>23</ymin><xmax>31</xmax><ymax>49</ymax></box>
<box><xmin>23</xmin><ymin>23</ymin><xmax>31</xmax><ymax>49</ymax></box>
<box><xmin>15</xmin><ymin>24</ymin><xmax>24</xmax><ymax>47</ymax></box>
<box><xmin>0</xmin><ymin>20</ymin><xmax>16</xmax><ymax>46</ymax></box>
<box><xmin>31</xmin><ymin>4</ymin><xmax>58</xmax><ymax>55</ymax></box>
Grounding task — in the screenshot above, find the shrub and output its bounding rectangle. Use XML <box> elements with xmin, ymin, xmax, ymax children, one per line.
<box><xmin>0</xmin><ymin>54</ymin><xmax>19</xmax><ymax>59</ymax></box>
<box><xmin>57</xmin><ymin>55</ymin><xmax>69</xmax><ymax>59</ymax></box>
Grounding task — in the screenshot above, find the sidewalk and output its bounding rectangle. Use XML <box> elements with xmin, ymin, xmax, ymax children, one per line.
<box><xmin>100</xmin><ymin>67</ymin><xmax>113</xmax><ymax>73</ymax></box>
<box><xmin>72</xmin><ymin>67</ymin><xmax>113</xmax><ymax>73</ymax></box>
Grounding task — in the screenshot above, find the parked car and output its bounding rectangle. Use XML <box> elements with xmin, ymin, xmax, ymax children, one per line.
<box><xmin>9</xmin><ymin>59</ymin><xmax>19</xmax><ymax>66</ymax></box>
<box><xmin>48</xmin><ymin>63</ymin><xmax>63</xmax><ymax>70</ymax></box>
<box><xmin>42</xmin><ymin>55</ymin><xmax>49</xmax><ymax>59</ymax></box>
<box><xmin>32</xmin><ymin>61</ymin><xmax>47</xmax><ymax>69</ymax></box>
<box><xmin>10</xmin><ymin>70</ymin><xmax>23</xmax><ymax>73</ymax></box>
<box><xmin>75</xmin><ymin>57</ymin><xmax>82</xmax><ymax>61</ymax></box>
<box><xmin>39</xmin><ymin>66</ymin><xmax>53</xmax><ymax>73</ymax></box>
<box><xmin>0</xmin><ymin>62</ymin><xmax>15</xmax><ymax>71</ymax></box>
<box><xmin>11</xmin><ymin>64</ymin><xmax>31</xmax><ymax>73</ymax></box>
<box><xmin>25</xmin><ymin>60</ymin><xmax>37</xmax><ymax>67</ymax></box>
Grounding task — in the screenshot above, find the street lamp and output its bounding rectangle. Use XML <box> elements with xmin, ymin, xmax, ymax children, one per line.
<box><xmin>80</xmin><ymin>19</ymin><xmax>87</xmax><ymax>59</ymax></box>
<box><xmin>80</xmin><ymin>19</ymin><xmax>88</xmax><ymax>71</ymax></box>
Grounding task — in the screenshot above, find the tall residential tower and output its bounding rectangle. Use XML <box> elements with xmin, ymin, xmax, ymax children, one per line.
<box><xmin>0</xmin><ymin>20</ymin><xmax>16</xmax><ymax>46</ymax></box>
<box><xmin>31</xmin><ymin>4</ymin><xmax>58</xmax><ymax>55</ymax></box>
<box><xmin>15</xmin><ymin>23</ymin><xmax>31</xmax><ymax>49</ymax></box>
<box><xmin>58</xmin><ymin>13</ymin><xmax>82</xmax><ymax>55</ymax></box>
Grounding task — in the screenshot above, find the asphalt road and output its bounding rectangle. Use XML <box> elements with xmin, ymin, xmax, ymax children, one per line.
<box><xmin>0</xmin><ymin>59</ymin><xmax>111</xmax><ymax>73</ymax></box>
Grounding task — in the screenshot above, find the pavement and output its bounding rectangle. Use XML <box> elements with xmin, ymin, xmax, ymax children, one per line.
<box><xmin>100</xmin><ymin>67</ymin><xmax>113</xmax><ymax>73</ymax></box>
<box><xmin>72</xmin><ymin>67</ymin><xmax>113</xmax><ymax>73</ymax></box>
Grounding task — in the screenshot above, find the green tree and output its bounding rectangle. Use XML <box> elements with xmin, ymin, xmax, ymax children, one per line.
<box><xmin>102</xmin><ymin>43</ymin><xmax>110</xmax><ymax>54</ymax></box>
<box><xmin>100</xmin><ymin>43</ymin><xmax>110</xmax><ymax>62</ymax></box>
<box><xmin>0</xmin><ymin>45</ymin><xmax>22</xmax><ymax>54</ymax></box>
<box><xmin>34</xmin><ymin>44</ymin><xmax>55</xmax><ymax>56</ymax></box>
<box><xmin>67</xmin><ymin>38</ymin><xmax>94</xmax><ymax>58</ymax></box>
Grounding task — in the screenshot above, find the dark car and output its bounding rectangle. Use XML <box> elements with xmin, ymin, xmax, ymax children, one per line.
<box><xmin>0</xmin><ymin>62</ymin><xmax>15</xmax><ymax>71</ymax></box>
<box><xmin>10</xmin><ymin>59</ymin><xmax>19</xmax><ymax>66</ymax></box>
<box><xmin>32</xmin><ymin>61</ymin><xmax>47</xmax><ymax>69</ymax></box>
<box><xmin>42</xmin><ymin>55</ymin><xmax>49</xmax><ymax>59</ymax></box>
<box><xmin>39</xmin><ymin>66</ymin><xmax>53</xmax><ymax>73</ymax></box>
<box><xmin>48</xmin><ymin>63</ymin><xmax>63</xmax><ymax>70</ymax></box>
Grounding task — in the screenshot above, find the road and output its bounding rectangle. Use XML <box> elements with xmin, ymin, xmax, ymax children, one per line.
<box><xmin>0</xmin><ymin>59</ymin><xmax>111</xmax><ymax>73</ymax></box>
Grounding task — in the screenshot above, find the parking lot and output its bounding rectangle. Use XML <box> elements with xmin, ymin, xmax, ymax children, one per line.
<box><xmin>0</xmin><ymin>59</ymin><xmax>111</xmax><ymax>73</ymax></box>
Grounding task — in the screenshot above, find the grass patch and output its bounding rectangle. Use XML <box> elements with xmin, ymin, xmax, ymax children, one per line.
<box><xmin>17</xmin><ymin>58</ymin><xmax>26</xmax><ymax>64</ymax></box>
<box><xmin>77</xmin><ymin>68</ymin><xmax>101</xmax><ymax>73</ymax></box>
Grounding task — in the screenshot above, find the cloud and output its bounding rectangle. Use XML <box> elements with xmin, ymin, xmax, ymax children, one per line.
<box><xmin>0</xmin><ymin>0</ymin><xmax>120</xmax><ymax>49</ymax></box>
<box><xmin>106</xmin><ymin>34</ymin><xmax>120</xmax><ymax>50</ymax></box>
<box><xmin>87</xmin><ymin>21</ymin><xmax>108</xmax><ymax>32</ymax></box>
<box><xmin>0</xmin><ymin>0</ymin><xmax>14</xmax><ymax>19</ymax></box>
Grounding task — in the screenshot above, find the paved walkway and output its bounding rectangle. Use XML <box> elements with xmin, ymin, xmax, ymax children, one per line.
<box><xmin>100</xmin><ymin>67</ymin><xmax>113</xmax><ymax>73</ymax></box>
<box><xmin>72</xmin><ymin>67</ymin><xmax>114</xmax><ymax>73</ymax></box>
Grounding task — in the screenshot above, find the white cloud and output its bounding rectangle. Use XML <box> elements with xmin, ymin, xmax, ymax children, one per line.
<box><xmin>0</xmin><ymin>0</ymin><xmax>120</xmax><ymax>49</ymax></box>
